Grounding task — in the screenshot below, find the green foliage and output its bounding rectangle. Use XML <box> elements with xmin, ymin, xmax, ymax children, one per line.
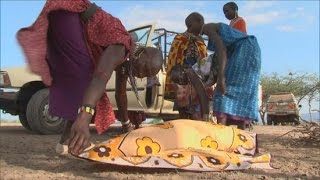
<box><xmin>258</xmin><ymin>72</ymin><xmax>319</xmax><ymax>124</ymax></box>
<box><xmin>260</xmin><ymin>72</ymin><xmax>320</xmax><ymax>103</ymax></box>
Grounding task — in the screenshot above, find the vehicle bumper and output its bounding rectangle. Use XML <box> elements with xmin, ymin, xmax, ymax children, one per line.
<box><xmin>268</xmin><ymin>111</ymin><xmax>298</xmax><ymax>116</ymax></box>
<box><xmin>0</xmin><ymin>90</ymin><xmax>19</xmax><ymax>115</ymax></box>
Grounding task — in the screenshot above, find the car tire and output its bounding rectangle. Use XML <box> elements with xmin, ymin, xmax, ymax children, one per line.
<box><xmin>26</xmin><ymin>89</ymin><xmax>65</xmax><ymax>134</ymax></box>
<box><xmin>294</xmin><ymin>121</ymin><xmax>300</xmax><ymax>125</ymax></box>
<box><xmin>145</xmin><ymin>86</ymin><xmax>157</xmax><ymax>108</ymax></box>
<box><xmin>162</xmin><ymin>114</ymin><xmax>180</xmax><ymax>122</ymax></box>
<box><xmin>267</xmin><ymin>115</ymin><xmax>273</xmax><ymax>125</ymax></box>
<box><xmin>18</xmin><ymin>113</ymin><xmax>32</xmax><ymax>131</ymax></box>
<box><xmin>293</xmin><ymin>116</ymin><xmax>300</xmax><ymax>125</ymax></box>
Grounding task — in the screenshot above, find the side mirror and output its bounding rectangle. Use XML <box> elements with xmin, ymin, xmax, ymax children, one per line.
<box><xmin>298</xmin><ymin>105</ymin><xmax>302</xmax><ymax>108</ymax></box>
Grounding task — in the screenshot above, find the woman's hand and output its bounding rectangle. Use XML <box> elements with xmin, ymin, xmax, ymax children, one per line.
<box><xmin>204</xmin><ymin>74</ymin><xmax>217</xmax><ymax>88</ymax></box>
<box><xmin>68</xmin><ymin>112</ymin><xmax>92</xmax><ymax>155</ymax></box>
<box><xmin>217</xmin><ymin>76</ymin><xmax>226</xmax><ymax>95</ymax></box>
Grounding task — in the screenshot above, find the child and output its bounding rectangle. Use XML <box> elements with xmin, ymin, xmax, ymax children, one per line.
<box><xmin>223</xmin><ymin>2</ymin><xmax>247</xmax><ymax>34</ymax></box>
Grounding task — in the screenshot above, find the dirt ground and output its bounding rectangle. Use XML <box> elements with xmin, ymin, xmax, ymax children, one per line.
<box><xmin>0</xmin><ymin>123</ymin><xmax>319</xmax><ymax>180</ymax></box>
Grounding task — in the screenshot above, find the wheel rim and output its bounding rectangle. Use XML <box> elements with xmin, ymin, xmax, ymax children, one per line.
<box><xmin>42</xmin><ymin>104</ymin><xmax>64</xmax><ymax>127</ymax></box>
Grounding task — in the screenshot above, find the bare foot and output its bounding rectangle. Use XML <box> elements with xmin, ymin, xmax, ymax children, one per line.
<box><xmin>217</xmin><ymin>117</ymin><xmax>227</xmax><ymax>125</ymax></box>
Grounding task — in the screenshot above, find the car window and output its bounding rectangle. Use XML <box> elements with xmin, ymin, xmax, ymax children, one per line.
<box><xmin>268</xmin><ymin>94</ymin><xmax>295</xmax><ymax>103</ymax></box>
<box><xmin>152</xmin><ymin>29</ymin><xmax>178</xmax><ymax>66</ymax></box>
<box><xmin>129</xmin><ymin>26</ymin><xmax>152</xmax><ymax>47</ymax></box>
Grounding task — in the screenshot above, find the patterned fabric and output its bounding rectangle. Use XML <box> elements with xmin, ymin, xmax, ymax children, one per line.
<box><xmin>16</xmin><ymin>0</ymin><xmax>134</xmax><ymax>134</ymax></box>
<box><xmin>165</xmin><ymin>32</ymin><xmax>207</xmax><ymax>98</ymax></box>
<box><xmin>208</xmin><ymin>23</ymin><xmax>261</xmax><ymax>122</ymax></box>
<box><xmin>78</xmin><ymin>120</ymin><xmax>272</xmax><ymax>171</ymax></box>
<box><xmin>185</xmin><ymin>43</ymin><xmax>198</xmax><ymax>58</ymax></box>
<box><xmin>230</xmin><ymin>17</ymin><xmax>247</xmax><ymax>34</ymax></box>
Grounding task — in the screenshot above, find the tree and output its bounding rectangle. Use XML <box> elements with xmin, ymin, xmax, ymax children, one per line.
<box><xmin>305</xmin><ymin>82</ymin><xmax>320</xmax><ymax>121</ymax></box>
<box><xmin>259</xmin><ymin>72</ymin><xmax>319</xmax><ymax>124</ymax></box>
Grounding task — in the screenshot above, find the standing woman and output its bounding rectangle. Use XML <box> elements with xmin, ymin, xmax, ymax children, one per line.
<box><xmin>223</xmin><ymin>2</ymin><xmax>247</xmax><ymax>34</ymax></box>
<box><xmin>165</xmin><ymin>12</ymin><xmax>208</xmax><ymax>120</ymax></box>
<box><xmin>202</xmin><ymin>23</ymin><xmax>261</xmax><ymax>129</ymax></box>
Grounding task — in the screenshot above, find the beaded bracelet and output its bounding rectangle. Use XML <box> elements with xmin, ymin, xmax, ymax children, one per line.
<box><xmin>78</xmin><ymin>105</ymin><xmax>95</xmax><ymax>116</ymax></box>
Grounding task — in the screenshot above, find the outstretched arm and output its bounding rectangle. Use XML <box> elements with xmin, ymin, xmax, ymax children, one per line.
<box><xmin>202</xmin><ymin>23</ymin><xmax>227</xmax><ymax>95</ymax></box>
<box><xmin>68</xmin><ymin>44</ymin><xmax>126</xmax><ymax>155</ymax></box>
<box><xmin>115</xmin><ymin>65</ymin><xmax>129</xmax><ymax>124</ymax></box>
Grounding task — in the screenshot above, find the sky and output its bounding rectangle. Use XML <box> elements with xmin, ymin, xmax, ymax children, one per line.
<box><xmin>0</xmin><ymin>0</ymin><xmax>319</xmax><ymax>75</ymax></box>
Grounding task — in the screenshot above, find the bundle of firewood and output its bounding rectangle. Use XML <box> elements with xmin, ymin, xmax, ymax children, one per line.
<box><xmin>280</xmin><ymin>122</ymin><xmax>320</xmax><ymax>146</ymax></box>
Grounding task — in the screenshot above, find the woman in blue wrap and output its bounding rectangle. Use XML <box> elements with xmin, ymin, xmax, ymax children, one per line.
<box><xmin>202</xmin><ymin>23</ymin><xmax>261</xmax><ymax>129</ymax></box>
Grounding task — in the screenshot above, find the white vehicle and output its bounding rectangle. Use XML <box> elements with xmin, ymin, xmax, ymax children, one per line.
<box><xmin>0</xmin><ymin>24</ymin><xmax>182</xmax><ymax>134</ymax></box>
<box><xmin>266</xmin><ymin>92</ymin><xmax>301</xmax><ymax>125</ymax></box>
<box><xmin>1</xmin><ymin>23</ymin><xmax>263</xmax><ymax>133</ymax></box>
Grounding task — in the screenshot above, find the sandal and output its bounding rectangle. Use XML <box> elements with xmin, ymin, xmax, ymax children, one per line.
<box><xmin>55</xmin><ymin>143</ymin><xmax>68</xmax><ymax>155</ymax></box>
<box><xmin>121</xmin><ymin>120</ymin><xmax>135</xmax><ymax>133</ymax></box>
<box><xmin>55</xmin><ymin>142</ymin><xmax>95</xmax><ymax>155</ymax></box>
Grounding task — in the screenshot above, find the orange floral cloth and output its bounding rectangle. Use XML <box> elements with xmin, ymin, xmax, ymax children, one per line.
<box><xmin>78</xmin><ymin>120</ymin><xmax>272</xmax><ymax>171</ymax></box>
